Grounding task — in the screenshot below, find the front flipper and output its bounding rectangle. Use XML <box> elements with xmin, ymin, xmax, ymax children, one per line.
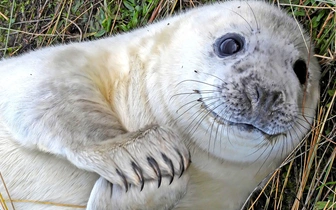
<box><xmin>70</xmin><ymin>125</ymin><xmax>191</xmax><ymax>190</ymax></box>
<box><xmin>0</xmin><ymin>50</ymin><xmax>191</xmax><ymax>208</ymax></box>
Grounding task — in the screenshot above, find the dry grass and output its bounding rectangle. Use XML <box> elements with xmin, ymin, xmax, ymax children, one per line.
<box><xmin>0</xmin><ymin>0</ymin><xmax>335</xmax><ymax>210</ymax></box>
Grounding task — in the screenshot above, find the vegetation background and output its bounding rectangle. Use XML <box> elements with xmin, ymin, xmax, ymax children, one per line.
<box><xmin>0</xmin><ymin>0</ymin><xmax>335</xmax><ymax>209</ymax></box>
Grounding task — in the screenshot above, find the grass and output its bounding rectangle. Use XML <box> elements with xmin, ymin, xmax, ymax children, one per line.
<box><xmin>0</xmin><ymin>0</ymin><xmax>335</xmax><ymax>209</ymax></box>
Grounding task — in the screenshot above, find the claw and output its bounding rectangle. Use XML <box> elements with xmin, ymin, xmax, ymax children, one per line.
<box><xmin>161</xmin><ymin>153</ymin><xmax>174</xmax><ymax>185</ymax></box>
<box><xmin>116</xmin><ymin>168</ymin><xmax>128</xmax><ymax>192</ymax></box>
<box><xmin>131</xmin><ymin>161</ymin><xmax>145</xmax><ymax>191</ymax></box>
<box><xmin>147</xmin><ymin>156</ymin><xmax>162</xmax><ymax>188</ymax></box>
<box><xmin>110</xmin><ymin>181</ymin><xmax>113</xmax><ymax>198</ymax></box>
<box><xmin>188</xmin><ymin>150</ymin><xmax>192</xmax><ymax>166</ymax></box>
<box><xmin>175</xmin><ymin>148</ymin><xmax>185</xmax><ymax>178</ymax></box>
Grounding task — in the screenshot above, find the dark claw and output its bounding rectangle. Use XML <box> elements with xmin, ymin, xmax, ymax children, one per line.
<box><xmin>116</xmin><ymin>168</ymin><xmax>128</xmax><ymax>192</ymax></box>
<box><xmin>188</xmin><ymin>150</ymin><xmax>192</xmax><ymax>166</ymax></box>
<box><xmin>110</xmin><ymin>181</ymin><xmax>113</xmax><ymax>199</ymax></box>
<box><xmin>131</xmin><ymin>161</ymin><xmax>145</xmax><ymax>191</ymax></box>
<box><xmin>161</xmin><ymin>153</ymin><xmax>174</xmax><ymax>185</ymax></box>
<box><xmin>175</xmin><ymin>148</ymin><xmax>185</xmax><ymax>178</ymax></box>
<box><xmin>147</xmin><ymin>156</ymin><xmax>162</xmax><ymax>188</ymax></box>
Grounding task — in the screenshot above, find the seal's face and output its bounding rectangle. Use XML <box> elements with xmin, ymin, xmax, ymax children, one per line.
<box><xmin>170</xmin><ymin>1</ymin><xmax>320</xmax><ymax>163</ymax></box>
<box><xmin>206</xmin><ymin>31</ymin><xmax>306</xmax><ymax>136</ymax></box>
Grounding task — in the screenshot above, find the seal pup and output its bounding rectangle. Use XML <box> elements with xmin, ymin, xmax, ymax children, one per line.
<box><xmin>0</xmin><ymin>1</ymin><xmax>320</xmax><ymax>209</ymax></box>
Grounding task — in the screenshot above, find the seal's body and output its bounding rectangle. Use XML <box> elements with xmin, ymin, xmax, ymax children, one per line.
<box><xmin>0</xmin><ymin>1</ymin><xmax>320</xmax><ymax>209</ymax></box>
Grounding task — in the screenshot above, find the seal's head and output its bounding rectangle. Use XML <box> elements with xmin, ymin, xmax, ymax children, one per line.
<box><xmin>165</xmin><ymin>1</ymin><xmax>320</xmax><ymax>163</ymax></box>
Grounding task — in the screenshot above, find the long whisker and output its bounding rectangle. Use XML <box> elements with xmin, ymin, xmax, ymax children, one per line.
<box><xmin>205</xmin><ymin>102</ymin><xmax>229</xmax><ymax>154</ymax></box>
<box><xmin>246</xmin><ymin>1</ymin><xmax>259</xmax><ymax>32</ymax></box>
<box><xmin>187</xmin><ymin>99</ymin><xmax>222</xmax><ymax>135</ymax></box>
<box><xmin>222</xmin><ymin>7</ymin><xmax>254</xmax><ymax>32</ymax></box>
<box><xmin>255</xmin><ymin>143</ymin><xmax>275</xmax><ymax>175</ymax></box>
<box><xmin>170</xmin><ymin>92</ymin><xmax>197</xmax><ymax>101</ymax></box>
<box><xmin>194</xmin><ymin>70</ymin><xmax>226</xmax><ymax>84</ymax></box>
<box><xmin>175</xmin><ymin>100</ymin><xmax>201</xmax><ymax>116</ymax></box>
<box><xmin>176</xmin><ymin>79</ymin><xmax>220</xmax><ymax>88</ymax></box>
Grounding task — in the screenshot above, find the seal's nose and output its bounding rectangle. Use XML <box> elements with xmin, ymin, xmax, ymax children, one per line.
<box><xmin>250</xmin><ymin>86</ymin><xmax>283</xmax><ymax>112</ymax></box>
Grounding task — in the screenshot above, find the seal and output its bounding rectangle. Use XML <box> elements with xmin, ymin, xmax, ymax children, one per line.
<box><xmin>0</xmin><ymin>1</ymin><xmax>320</xmax><ymax>209</ymax></box>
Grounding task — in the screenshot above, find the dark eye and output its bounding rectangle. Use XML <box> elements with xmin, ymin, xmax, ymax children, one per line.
<box><xmin>214</xmin><ymin>33</ymin><xmax>245</xmax><ymax>58</ymax></box>
<box><xmin>293</xmin><ymin>59</ymin><xmax>308</xmax><ymax>85</ymax></box>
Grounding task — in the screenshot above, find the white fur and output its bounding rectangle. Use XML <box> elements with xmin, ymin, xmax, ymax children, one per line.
<box><xmin>0</xmin><ymin>1</ymin><xmax>320</xmax><ymax>210</ymax></box>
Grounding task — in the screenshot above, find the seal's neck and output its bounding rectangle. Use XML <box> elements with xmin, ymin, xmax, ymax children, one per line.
<box><xmin>175</xmin><ymin>146</ymin><xmax>276</xmax><ymax>209</ymax></box>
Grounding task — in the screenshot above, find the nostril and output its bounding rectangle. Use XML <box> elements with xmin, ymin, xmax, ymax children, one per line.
<box><xmin>247</xmin><ymin>86</ymin><xmax>263</xmax><ymax>105</ymax></box>
<box><xmin>255</xmin><ymin>87</ymin><xmax>260</xmax><ymax>101</ymax></box>
<box><xmin>255</xmin><ymin>86</ymin><xmax>263</xmax><ymax>103</ymax></box>
<box><xmin>272</xmin><ymin>93</ymin><xmax>278</xmax><ymax>103</ymax></box>
<box><xmin>272</xmin><ymin>91</ymin><xmax>282</xmax><ymax>104</ymax></box>
<box><xmin>249</xmin><ymin>86</ymin><xmax>283</xmax><ymax>110</ymax></box>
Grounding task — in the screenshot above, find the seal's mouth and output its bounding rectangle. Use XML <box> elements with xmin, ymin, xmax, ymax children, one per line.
<box><xmin>228</xmin><ymin>122</ymin><xmax>274</xmax><ymax>137</ymax></box>
<box><xmin>203</xmin><ymin>103</ymin><xmax>275</xmax><ymax>137</ymax></box>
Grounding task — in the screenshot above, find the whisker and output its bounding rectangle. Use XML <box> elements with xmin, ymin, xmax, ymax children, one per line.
<box><xmin>222</xmin><ymin>7</ymin><xmax>254</xmax><ymax>32</ymax></box>
<box><xmin>280</xmin><ymin>134</ymin><xmax>287</xmax><ymax>160</ymax></box>
<box><xmin>187</xmin><ymin>110</ymin><xmax>211</xmax><ymax>139</ymax></box>
<box><xmin>286</xmin><ymin>126</ymin><xmax>298</xmax><ymax>157</ymax></box>
<box><xmin>176</xmin><ymin>79</ymin><xmax>220</xmax><ymax>88</ymax></box>
<box><xmin>295</xmin><ymin>106</ymin><xmax>318</xmax><ymax>111</ymax></box>
<box><xmin>170</xmin><ymin>92</ymin><xmax>197</xmax><ymax>101</ymax></box>
<box><xmin>247</xmin><ymin>140</ymin><xmax>269</xmax><ymax>158</ymax></box>
<box><xmin>175</xmin><ymin>100</ymin><xmax>201</xmax><ymax>116</ymax></box>
<box><xmin>195</xmin><ymin>89</ymin><xmax>219</xmax><ymax>94</ymax></box>
<box><xmin>256</xmin><ymin>143</ymin><xmax>276</xmax><ymax>174</ymax></box>
<box><xmin>293</xmin><ymin>118</ymin><xmax>313</xmax><ymax>132</ymax></box>
<box><xmin>292</xmin><ymin>113</ymin><xmax>316</xmax><ymax>120</ymax></box>
<box><xmin>213</xmin><ymin>106</ymin><xmax>232</xmax><ymax>152</ymax></box>
<box><xmin>187</xmin><ymin>100</ymin><xmax>223</xmax><ymax>135</ymax></box>
<box><xmin>206</xmin><ymin>103</ymin><xmax>229</xmax><ymax>154</ymax></box>
<box><xmin>170</xmin><ymin>88</ymin><xmax>221</xmax><ymax>103</ymax></box>
<box><xmin>180</xmin><ymin>98</ymin><xmax>219</xmax><ymax>136</ymax></box>
<box><xmin>194</xmin><ymin>70</ymin><xmax>226</xmax><ymax>84</ymax></box>
<box><xmin>246</xmin><ymin>2</ymin><xmax>259</xmax><ymax>31</ymax></box>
